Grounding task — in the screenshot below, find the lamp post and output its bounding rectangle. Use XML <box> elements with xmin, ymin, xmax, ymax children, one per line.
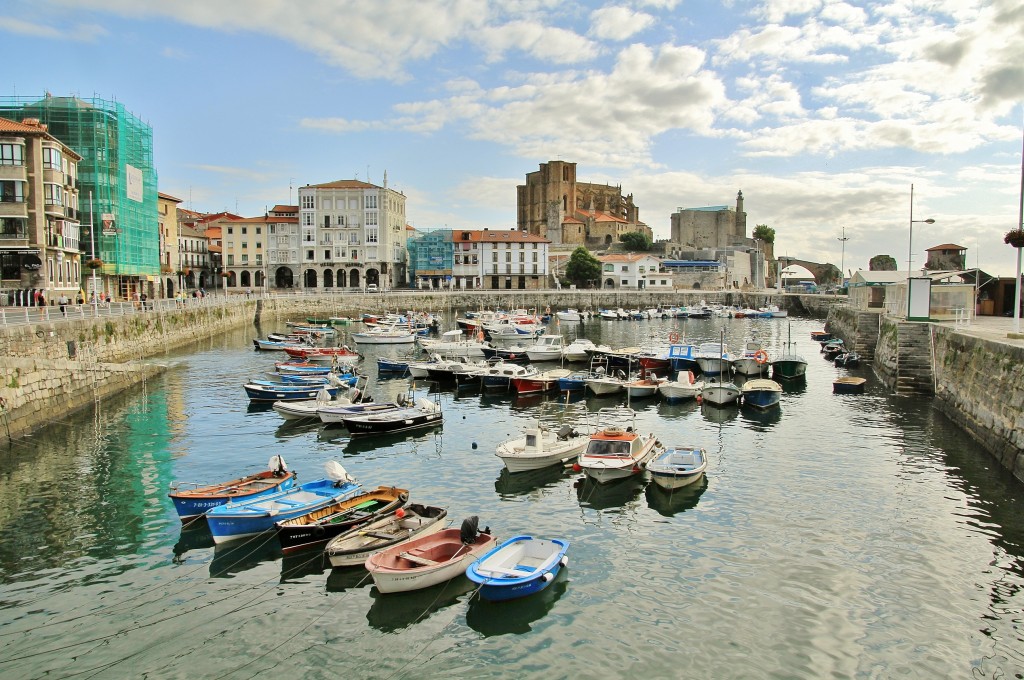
<box><xmin>906</xmin><ymin>183</ymin><xmax>935</xmax><ymax>319</ymax></box>
<box><xmin>837</xmin><ymin>226</ymin><xmax>849</xmax><ymax>293</ymax></box>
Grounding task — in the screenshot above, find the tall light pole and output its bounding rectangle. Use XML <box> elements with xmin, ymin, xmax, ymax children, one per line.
<box><xmin>837</xmin><ymin>226</ymin><xmax>849</xmax><ymax>292</ymax></box>
<box><xmin>907</xmin><ymin>183</ymin><xmax>936</xmax><ymax>319</ymax></box>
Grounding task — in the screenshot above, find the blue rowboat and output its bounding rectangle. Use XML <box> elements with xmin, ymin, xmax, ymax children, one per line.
<box><xmin>169</xmin><ymin>456</ymin><xmax>295</xmax><ymax>522</ymax></box>
<box><xmin>243</xmin><ymin>383</ymin><xmax>344</xmax><ymax>402</ymax></box>
<box><xmin>558</xmin><ymin>373</ymin><xmax>587</xmax><ymax>392</ymax></box>
<box><xmin>376</xmin><ymin>357</ymin><xmax>410</xmax><ymax>373</ymax></box>
<box><xmin>206</xmin><ymin>469</ymin><xmax>360</xmax><ymax>544</ymax></box>
<box><xmin>466</xmin><ymin>535</ymin><xmax>569</xmax><ymax>601</ymax></box>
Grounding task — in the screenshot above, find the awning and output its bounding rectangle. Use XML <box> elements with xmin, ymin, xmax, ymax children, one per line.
<box><xmin>0</xmin><ymin>248</ymin><xmax>41</xmax><ymax>254</ymax></box>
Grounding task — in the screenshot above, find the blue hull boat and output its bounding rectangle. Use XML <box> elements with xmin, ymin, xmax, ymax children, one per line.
<box><xmin>206</xmin><ymin>475</ymin><xmax>361</xmax><ymax>544</ymax></box>
<box><xmin>169</xmin><ymin>457</ymin><xmax>295</xmax><ymax>521</ymax></box>
<box><xmin>466</xmin><ymin>535</ymin><xmax>569</xmax><ymax>601</ymax></box>
<box><xmin>243</xmin><ymin>383</ymin><xmax>345</xmax><ymax>402</ymax></box>
<box><xmin>558</xmin><ymin>374</ymin><xmax>587</xmax><ymax>392</ymax></box>
<box><xmin>740</xmin><ymin>378</ymin><xmax>783</xmax><ymax>409</ymax></box>
<box><xmin>376</xmin><ymin>357</ymin><xmax>410</xmax><ymax>373</ymax></box>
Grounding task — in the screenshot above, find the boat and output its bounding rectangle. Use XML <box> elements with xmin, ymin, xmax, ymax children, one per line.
<box><xmin>339</xmin><ymin>395</ymin><xmax>443</xmax><ymax>436</ymax></box>
<box><xmin>274</xmin><ymin>361</ymin><xmax>333</xmax><ymax>375</ymax></box>
<box><xmin>772</xmin><ymin>322</ymin><xmax>808</xmax><ymax>381</ymax></box>
<box><xmin>700</xmin><ymin>377</ymin><xmax>741</xmax><ymax>406</ymax></box>
<box><xmin>732</xmin><ymin>341</ymin><xmax>770</xmax><ymax>376</ymax></box>
<box><xmin>810</xmin><ymin>330</ymin><xmax>832</xmax><ymax>342</ymax></box>
<box><xmin>425</xmin><ymin>357</ymin><xmax>488</xmax><ymax>384</ymax></box>
<box><xmin>376</xmin><ymin>357</ymin><xmax>410</xmax><ymax>374</ymax></box>
<box><xmin>511</xmin><ymin>369</ymin><xmax>571</xmax><ymax>395</ymax></box>
<box><xmin>480</xmin><ymin>344</ymin><xmax>531</xmax><ymax>364</ymax></box>
<box><xmin>657</xmin><ymin>370</ymin><xmax>704</xmax><ymax>401</ymax></box>
<box><xmin>465</xmin><ymin>535</ymin><xmax>569</xmax><ymax>601</ymax></box>
<box><xmin>253</xmin><ymin>337</ymin><xmax>311</xmax><ymax>351</ymax></box>
<box><xmin>822</xmin><ymin>340</ymin><xmax>845</xmax><ymax>360</ymax></box>
<box><xmin>274</xmin><ymin>485</ymin><xmax>410</xmax><ymax>555</ymax></box>
<box><xmin>585</xmin><ymin>366</ymin><xmax>628</xmax><ymax>396</ymax></box>
<box><xmin>317</xmin><ymin>401</ymin><xmax>398</xmax><ymax>425</ymax></box>
<box><xmin>833</xmin><ymin>351</ymin><xmax>861</xmax><ymax>368</ymax></box>
<box><xmin>525</xmin><ymin>334</ymin><xmax>565</xmax><ymax>362</ymax></box>
<box><xmin>243</xmin><ymin>381</ymin><xmax>346</xmax><ymax>403</ymax></box>
<box><xmin>205</xmin><ymin>462</ymin><xmax>361</xmax><ymax>544</ymax></box>
<box><xmin>557</xmin><ymin>370</ymin><xmax>589</xmax><ymax>392</ymax></box>
<box><xmin>325</xmin><ymin>504</ymin><xmax>449</xmax><ymax>568</ymax></box>
<box><xmin>574</xmin><ymin>407</ymin><xmax>664</xmax><ymax>483</ymax></box>
<box><xmin>562</xmin><ymin>337</ymin><xmax>598</xmax><ymax>363</ymax></box>
<box><xmin>168</xmin><ymin>456</ymin><xmax>295</xmax><ymax>522</ymax></box>
<box><xmin>740</xmin><ymin>378</ymin><xmax>783</xmax><ymax>409</ymax></box>
<box><xmin>645</xmin><ymin>446</ymin><xmax>708</xmax><ymax>490</ymax></box>
<box><xmin>667</xmin><ymin>343</ymin><xmax>699</xmax><ymax>372</ymax></box>
<box><xmin>351</xmin><ymin>328</ymin><xmax>417</xmax><ymax>344</ymax></box>
<box><xmin>417</xmin><ymin>329</ymin><xmax>489</xmax><ymax>358</ymax></box>
<box><xmin>495</xmin><ymin>421</ymin><xmax>590</xmax><ymax>473</ymax></box>
<box><xmin>625</xmin><ymin>373</ymin><xmax>666</xmax><ymax>399</ymax></box>
<box><xmin>480</xmin><ymin>362</ymin><xmax>537</xmax><ymax>391</ymax></box>
<box><xmin>695</xmin><ymin>341</ymin><xmax>733</xmax><ymax>376</ymax></box>
<box><xmin>555</xmin><ymin>309</ymin><xmax>581</xmax><ymax>323</ymax></box>
<box><xmin>833</xmin><ymin>376</ymin><xmax>867</xmax><ymax>394</ymax></box>
<box><xmin>365</xmin><ymin>517</ymin><xmax>497</xmax><ymax>594</ymax></box>
<box><xmin>407</xmin><ymin>354</ymin><xmax>441</xmax><ymax>378</ymax></box>
<box><xmin>283</xmin><ymin>345</ymin><xmax>359</xmax><ymax>360</ymax></box>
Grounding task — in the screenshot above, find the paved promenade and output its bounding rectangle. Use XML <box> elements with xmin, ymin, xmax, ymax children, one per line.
<box><xmin>941</xmin><ymin>315</ymin><xmax>1024</xmax><ymax>348</ymax></box>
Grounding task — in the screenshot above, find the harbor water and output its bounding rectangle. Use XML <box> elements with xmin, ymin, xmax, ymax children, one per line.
<box><xmin>0</xmin><ymin>314</ymin><xmax>1022</xmax><ymax>679</ymax></box>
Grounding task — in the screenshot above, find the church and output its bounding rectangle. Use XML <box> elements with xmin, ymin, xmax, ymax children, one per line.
<box><xmin>516</xmin><ymin>160</ymin><xmax>652</xmax><ymax>247</ymax></box>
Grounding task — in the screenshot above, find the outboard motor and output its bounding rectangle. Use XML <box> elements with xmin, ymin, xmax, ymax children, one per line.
<box><xmin>460</xmin><ymin>516</ymin><xmax>480</xmax><ymax>544</ymax></box>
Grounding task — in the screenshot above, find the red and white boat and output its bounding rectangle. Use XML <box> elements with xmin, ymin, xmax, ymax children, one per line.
<box><xmin>574</xmin><ymin>407</ymin><xmax>664</xmax><ymax>483</ymax></box>
<box><xmin>511</xmin><ymin>368</ymin><xmax>571</xmax><ymax>395</ymax></box>
<box><xmin>283</xmin><ymin>345</ymin><xmax>360</xmax><ymax>360</ymax></box>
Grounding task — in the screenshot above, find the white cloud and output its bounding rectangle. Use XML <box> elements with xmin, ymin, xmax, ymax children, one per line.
<box><xmin>0</xmin><ymin>15</ymin><xmax>107</xmax><ymax>41</ymax></box>
<box><xmin>474</xmin><ymin>21</ymin><xmax>597</xmax><ymax>64</ymax></box>
<box><xmin>589</xmin><ymin>7</ymin><xmax>655</xmax><ymax>41</ymax></box>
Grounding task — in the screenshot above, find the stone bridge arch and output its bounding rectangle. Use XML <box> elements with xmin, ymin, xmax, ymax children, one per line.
<box><xmin>776</xmin><ymin>257</ymin><xmax>838</xmax><ymax>284</ymax></box>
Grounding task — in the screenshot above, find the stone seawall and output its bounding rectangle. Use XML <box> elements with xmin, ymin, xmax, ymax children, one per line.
<box><xmin>823</xmin><ymin>306</ymin><xmax>881</xmax><ymax>359</ymax></box>
<box><xmin>931</xmin><ymin>326</ymin><xmax>1024</xmax><ymax>482</ymax></box>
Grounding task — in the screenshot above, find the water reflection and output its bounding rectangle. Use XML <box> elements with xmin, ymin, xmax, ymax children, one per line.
<box><xmin>325</xmin><ymin>566</ymin><xmax>373</xmax><ymax>593</ymax></box>
<box><xmin>700</xmin><ymin>403</ymin><xmax>739</xmax><ymax>424</ymax></box>
<box><xmin>645</xmin><ymin>476</ymin><xmax>708</xmax><ymax>517</ymax></box>
<box><xmin>365</xmin><ymin>577</ymin><xmax>474</xmax><ymax>632</ymax></box>
<box><xmin>494</xmin><ymin>465</ymin><xmax>570</xmax><ymax>497</ymax></box>
<box><xmin>172</xmin><ymin>524</ymin><xmax>215</xmax><ymax>563</ymax></box>
<box><xmin>209</xmin><ymin>534</ymin><xmax>281</xmax><ymax>578</ymax></box>
<box><xmin>281</xmin><ymin>551</ymin><xmax>329</xmax><ymax>581</ymax></box>
<box><xmin>740</xmin><ymin>404</ymin><xmax>782</xmax><ymax>428</ymax></box>
<box><xmin>464</xmin><ymin>569</ymin><xmax>569</xmax><ymax>637</ymax></box>
<box><xmin>575</xmin><ymin>475</ymin><xmax>647</xmax><ymax>511</ymax></box>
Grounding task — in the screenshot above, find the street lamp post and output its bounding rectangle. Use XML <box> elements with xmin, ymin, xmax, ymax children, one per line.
<box><xmin>906</xmin><ymin>183</ymin><xmax>936</xmax><ymax>318</ymax></box>
<box><xmin>837</xmin><ymin>226</ymin><xmax>849</xmax><ymax>292</ymax></box>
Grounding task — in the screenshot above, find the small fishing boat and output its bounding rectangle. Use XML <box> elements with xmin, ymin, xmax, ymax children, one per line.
<box><xmin>243</xmin><ymin>382</ymin><xmax>346</xmax><ymax>403</ymax></box>
<box><xmin>810</xmin><ymin>330</ymin><xmax>832</xmax><ymax>342</ymax></box>
<box><xmin>833</xmin><ymin>351</ymin><xmax>861</xmax><ymax>368</ymax></box>
<box><xmin>524</xmin><ymin>334</ymin><xmax>565</xmax><ymax>362</ymax></box>
<box><xmin>465</xmin><ymin>535</ymin><xmax>569</xmax><ymax>602</ymax></box>
<box><xmin>416</xmin><ymin>329</ymin><xmax>489</xmax><ymax>358</ymax></box>
<box><xmin>562</xmin><ymin>338</ymin><xmax>598</xmax><ymax>363</ymax></box>
<box><xmin>376</xmin><ymin>357</ymin><xmax>410</xmax><ymax>374</ymax></box>
<box><xmin>740</xmin><ymin>378</ymin><xmax>783</xmax><ymax>409</ymax></box>
<box><xmin>271</xmin><ymin>380</ymin><xmax>370</xmax><ymax>421</ymax></box>
<box><xmin>253</xmin><ymin>338</ymin><xmax>309</xmax><ymax>351</ymax></box>
<box><xmin>283</xmin><ymin>345</ymin><xmax>359</xmax><ymax>360</ymax></box>
<box><xmin>317</xmin><ymin>401</ymin><xmax>398</xmax><ymax>425</ymax></box>
<box><xmin>657</xmin><ymin>370</ymin><xmax>703</xmax><ymax>401</ymax></box>
<box><xmin>275</xmin><ymin>485</ymin><xmax>410</xmax><ymax>555</ymax></box>
<box><xmin>480</xmin><ymin>362</ymin><xmax>537</xmax><ymax>391</ymax></box>
<box><xmin>352</xmin><ymin>328</ymin><xmax>417</xmax><ymax>345</ymax></box>
<box><xmin>667</xmin><ymin>343</ymin><xmax>699</xmax><ymax>372</ymax></box>
<box><xmin>625</xmin><ymin>373</ymin><xmax>665</xmax><ymax>399</ymax></box>
<box><xmin>695</xmin><ymin>341</ymin><xmax>733</xmax><ymax>376</ymax></box>
<box><xmin>495</xmin><ymin>421</ymin><xmax>589</xmax><ymax>473</ymax></box>
<box><xmin>339</xmin><ymin>395</ymin><xmax>443</xmax><ymax>436</ymax></box>
<box><xmin>772</xmin><ymin>322</ymin><xmax>808</xmax><ymax>381</ymax></box>
<box><xmin>205</xmin><ymin>462</ymin><xmax>360</xmax><ymax>544</ymax></box>
<box><xmin>646</xmin><ymin>446</ymin><xmax>708</xmax><ymax>490</ymax></box>
<box><xmin>325</xmin><ymin>504</ymin><xmax>448</xmax><ymax>568</ymax></box>
<box><xmin>833</xmin><ymin>376</ymin><xmax>867</xmax><ymax>394</ymax></box>
<box><xmin>274</xmin><ymin>362</ymin><xmax>333</xmax><ymax>375</ymax></box>
<box><xmin>168</xmin><ymin>456</ymin><xmax>295</xmax><ymax>522</ymax></box>
<box><xmin>732</xmin><ymin>341</ymin><xmax>770</xmax><ymax>376</ymax></box>
<box><xmin>574</xmin><ymin>407</ymin><xmax>664</xmax><ymax>483</ymax></box>
<box><xmin>585</xmin><ymin>367</ymin><xmax>628</xmax><ymax>396</ymax></box>
<box><xmin>699</xmin><ymin>377</ymin><xmax>741</xmax><ymax>406</ymax></box>
<box><xmin>511</xmin><ymin>368</ymin><xmax>571</xmax><ymax>395</ymax></box>
<box><xmin>365</xmin><ymin>517</ymin><xmax>497</xmax><ymax>594</ymax></box>
<box><xmin>555</xmin><ymin>309</ymin><xmax>581</xmax><ymax>323</ymax></box>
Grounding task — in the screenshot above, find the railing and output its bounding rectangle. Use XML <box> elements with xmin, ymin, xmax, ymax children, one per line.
<box><xmin>953</xmin><ymin>307</ymin><xmax>971</xmax><ymax>327</ymax></box>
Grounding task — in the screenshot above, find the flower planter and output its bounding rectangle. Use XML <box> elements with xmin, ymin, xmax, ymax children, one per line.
<box><xmin>1004</xmin><ymin>230</ymin><xmax>1024</xmax><ymax>248</ymax></box>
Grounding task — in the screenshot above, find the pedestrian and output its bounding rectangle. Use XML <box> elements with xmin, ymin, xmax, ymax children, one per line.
<box><xmin>105</xmin><ymin>293</ymin><xmax>111</xmax><ymax>306</ymax></box>
<box><xmin>58</xmin><ymin>293</ymin><xmax>69</xmax><ymax>316</ymax></box>
<box><xmin>76</xmin><ymin>293</ymin><xmax>84</xmax><ymax>305</ymax></box>
<box><xmin>39</xmin><ymin>293</ymin><xmax>46</xmax><ymax>307</ymax></box>
<box><xmin>140</xmin><ymin>292</ymin><xmax>148</xmax><ymax>310</ymax></box>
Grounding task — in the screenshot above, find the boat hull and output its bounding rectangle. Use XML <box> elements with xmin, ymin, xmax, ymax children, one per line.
<box><xmin>326</xmin><ymin>505</ymin><xmax>448</xmax><ymax>568</ymax></box>
<box><xmin>771</xmin><ymin>359</ymin><xmax>808</xmax><ymax>381</ymax></box>
<box><xmin>274</xmin><ymin>486</ymin><xmax>409</xmax><ymax>555</ymax></box>
<box><xmin>466</xmin><ymin>536</ymin><xmax>569</xmax><ymax>602</ymax></box>
<box><xmin>366</xmin><ymin>529</ymin><xmax>497</xmax><ymax>594</ymax></box>
<box><xmin>169</xmin><ymin>471</ymin><xmax>296</xmax><ymax>521</ymax></box>
<box><xmin>495</xmin><ymin>434</ymin><xmax>588</xmax><ymax>473</ymax></box>
<box><xmin>742</xmin><ymin>390</ymin><xmax>781</xmax><ymax>409</ymax></box>
<box><xmin>700</xmin><ymin>383</ymin><xmax>740</xmax><ymax>406</ymax></box>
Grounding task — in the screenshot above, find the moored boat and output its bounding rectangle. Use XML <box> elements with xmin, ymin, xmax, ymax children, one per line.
<box><xmin>833</xmin><ymin>376</ymin><xmax>867</xmax><ymax>394</ymax></box>
<box><xmin>646</xmin><ymin>446</ymin><xmax>708</xmax><ymax>490</ymax></box>
<box><xmin>275</xmin><ymin>485</ymin><xmax>410</xmax><ymax>555</ymax></box>
<box><xmin>657</xmin><ymin>370</ymin><xmax>704</xmax><ymax>401</ymax></box>
<box><xmin>168</xmin><ymin>456</ymin><xmax>295</xmax><ymax>522</ymax></box>
<box><xmin>495</xmin><ymin>421</ymin><xmax>589</xmax><ymax>473</ymax></box>
<box><xmin>574</xmin><ymin>407</ymin><xmax>664</xmax><ymax>483</ymax></box>
<box><xmin>325</xmin><ymin>504</ymin><xmax>449</xmax><ymax>568</ymax></box>
<box><xmin>365</xmin><ymin>517</ymin><xmax>497</xmax><ymax>593</ymax></box>
<box><xmin>700</xmin><ymin>377</ymin><xmax>741</xmax><ymax>406</ymax></box>
<box><xmin>465</xmin><ymin>535</ymin><xmax>569</xmax><ymax>601</ymax></box>
<box><xmin>339</xmin><ymin>395</ymin><xmax>443</xmax><ymax>436</ymax></box>
<box><xmin>740</xmin><ymin>378</ymin><xmax>783</xmax><ymax>409</ymax></box>
<box><xmin>511</xmin><ymin>369</ymin><xmax>571</xmax><ymax>395</ymax></box>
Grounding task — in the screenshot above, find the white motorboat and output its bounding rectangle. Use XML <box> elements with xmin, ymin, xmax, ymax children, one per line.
<box><xmin>417</xmin><ymin>329</ymin><xmax>489</xmax><ymax>358</ymax></box>
<box><xmin>695</xmin><ymin>341</ymin><xmax>733</xmax><ymax>375</ymax></box>
<box><xmin>272</xmin><ymin>378</ymin><xmax>368</xmax><ymax>421</ymax></box>
<box><xmin>555</xmin><ymin>309</ymin><xmax>581</xmax><ymax>323</ymax></box>
<box><xmin>574</xmin><ymin>407</ymin><xmax>664</xmax><ymax>483</ymax></box>
<box><xmin>657</xmin><ymin>370</ymin><xmax>704</xmax><ymax>401</ymax></box>
<box><xmin>480</xmin><ymin>362</ymin><xmax>537</xmax><ymax>390</ymax></box>
<box><xmin>732</xmin><ymin>341</ymin><xmax>770</xmax><ymax>376</ymax></box>
<box><xmin>585</xmin><ymin>367</ymin><xmax>628</xmax><ymax>396</ymax></box>
<box><xmin>525</xmin><ymin>334</ymin><xmax>566</xmax><ymax>362</ymax></box>
<box><xmin>700</xmin><ymin>377</ymin><xmax>741</xmax><ymax>406</ymax></box>
<box><xmin>352</xmin><ymin>327</ymin><xmax>416</xmax><ymax>345</ymax></box>
<box><xmin>625</xmin><ymin>373</ymin><xmax>665</xmax><ymax>399</ymax></box>
<box><xmin>407</xmin><ymin>354</ymin><xmax>442</xmax><ymax>378</ymax></box>
<box><xmin>646</xmin><ymin>446</ymin><xmax>708</xmax><ymax>490</ymax></box>
<box><xmin>562</xmin><ymin>338</ymin><xmax>597</xmax><ymax>363</ymax></box>
<box><xmin>495</xmin><ymin>421</ymin><xmax>590</xmax><ymax>473</ymax></box>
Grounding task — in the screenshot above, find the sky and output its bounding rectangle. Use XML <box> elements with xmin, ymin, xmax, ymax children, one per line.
<box><xmin>3</xmin><ymin>0</ymin><xmax>1024</xmax><ymax>278</ymax></box>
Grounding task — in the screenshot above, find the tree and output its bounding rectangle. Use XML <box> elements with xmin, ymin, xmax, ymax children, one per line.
<box><xmin>564</xmin><ymin>246</ymin><xmax>601</xmax><ymax>288</ymax></box>
<box><xmin>619</xmin><ymin>232</ymin><xmax>651</xmax><ymax>251</ymax></box>
<box><xmin>869</xmin><ymin>255</ymin><xmax>897</xmax><ymax>271</ymax></box>
<box><xmin>752</xmin><ymin>224</ymin><xmax>775</xmax><ymax>243</ymax></box>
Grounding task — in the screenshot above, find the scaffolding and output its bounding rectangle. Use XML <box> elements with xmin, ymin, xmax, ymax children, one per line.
<box><xmin>0</xmin><ymin>93</ymin><xmax>159</xmax><ymax>296</ymax></box>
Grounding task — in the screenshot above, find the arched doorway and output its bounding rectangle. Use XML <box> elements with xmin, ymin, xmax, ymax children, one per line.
<box><xmin>304</xmin><ymin>269</ymin><xmax>318</xmax><ymax>288</ymax></box>
<box><xmin>184</xmin><ymin>271</ymin><xmax>195</xmax><ymax>289</ymax></box>
<box><xmin>275</xmin><ymin>267</ymin><xmax>293</xmax><ymax>288</ymax></box>
<box><xmin>255</xmin><ymin>271</ymin><xmax>264</xmax><ymax>288</ymax></box>
<box><xmin>165</xmin><ymin>278</ymin><xmax>174</xmax><ymax>298</ymax></box>
<box><xmin>349</xmin><ymin>269</ymin><xmax>360</xmax><ymax>288</ymax></box>
<box><xmin>605</xmin><ymin>235</ymin><xmax>613</xmax><ymax>245</ymax></box>
<box><xmin>365</xmin><ymin>268</ymin><xmax>380</xmax><ymax>287</ymax></box>
<box><xmin>324</xmin><ymin>269</ymin><xmax>334</xmax><ymax>288</ymax></box>
<box><xmin>223</xmin><ymin>271</ymin><xmax>235</xmax><ymax>288</ymax></box>
<box><xmin>336</xmin><ymin>269</ymin><xmax>346</xmax><ymax>288</ymax></box>
<box><xmin>692</xmin><ymin>282</ymin><xmax>702</xmax><ymax>289</ymax></box>
<box><xmin>240</xmin><ymin>270</ymin><xmax>251</xmax><ymax>287</ymax></box>
<box><xmin>604</xmin><ymin>278</ymin><xmax>615</xmax><ymax>288</ymax></box>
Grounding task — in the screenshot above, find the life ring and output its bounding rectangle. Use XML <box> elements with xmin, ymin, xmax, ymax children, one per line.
<box><xmin>604</xmin><ymin>426</ymin><xmax>625</xmax><ymax>436</ymax></box>
<box><xmin>668</xmin><ymin>331</ymin><xmax>680</xmax><ymax>344</ymax></box>
<box><xmin>754</xmin><ymin>350</ymin><xmax>769</xmax><ymax>364</ymax></box>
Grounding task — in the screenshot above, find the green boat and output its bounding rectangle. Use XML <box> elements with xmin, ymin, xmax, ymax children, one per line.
<box><xmin>307</xmin><ymin>317</ymin><xmax>332</xmax><ymax>324</ymax></box>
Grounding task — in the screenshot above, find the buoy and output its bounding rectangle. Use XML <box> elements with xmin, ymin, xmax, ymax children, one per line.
<box><xmin>543</xmin><ymin>572</ymin><xmax>554</xmax><ymax>582</ymax></box>
<box><xmin>472</xmin><ymin>442</ymin><xmax>478</xmax><ymax>449</ymax></box>
<box><xmin>395</xmin><ymin>508</ymin><xmax>406</xmax><ymax>518</ymax></box>
<box><xmin>572</xmin><ymin>463</ymin><xmax>582</xmax><ymax>472</ymax></box>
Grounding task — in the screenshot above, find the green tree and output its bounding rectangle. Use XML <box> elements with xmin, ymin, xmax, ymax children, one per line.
<box><xmin>752</xmin><ymin>224</ymin><xmax>775</xmax><ymax>243</ymax></box>
<box><xmin>564</xmin><ymin>246</ymin><xmax>602</xmax><ymax>288</ymax></box>
<box><xmin>619</xmin><ymin>232</ymin><xmax>652</xmax><ymax>251</ymax></box>
<box><xmin>869</xmin><ymin>255</ymin><xmax>897</xmax><ymax>271</ymax></box>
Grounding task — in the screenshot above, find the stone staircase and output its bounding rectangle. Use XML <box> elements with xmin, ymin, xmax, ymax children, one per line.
<box><xmin>895</xmin><ymin>322</ymin><xmax>934</xmax><ymax>395</ymax></box>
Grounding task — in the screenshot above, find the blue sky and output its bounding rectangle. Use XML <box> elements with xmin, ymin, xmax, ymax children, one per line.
<box><xmin>3</xmin><ymin>0</ymin><xmax>1024</xmax><ymax>277</ymax></box>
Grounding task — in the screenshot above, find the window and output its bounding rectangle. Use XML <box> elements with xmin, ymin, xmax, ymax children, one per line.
<box><xmin>256</xmin><ymin>227</ymin><xmax>261</xmax><ymax>235</ymax></box>
<box><xmin>44</xmin><ymin>183</ymin><xmax>63</xmax><ymax>206</ymax></box>
<box><xmin>256</xmin><ymin>242</ymin><xmax>262</xmax><ymax>249</ymax></box>
<box><xmin>338</xmin><ymin>215</ymin><xmax>345</xmax><ymax>226</ymax></box>
<box><xmin>323</xmin><ymin>198</ymin><xmax>332</xmax><ymax>209</ymax></box>
<box><xmin>505</xmin><ymin>252</ymin><xmax>511</xmax><ymax>263</ymax></box>
<box><xmin>324</xmin><ymin>215</ymin><xmax>331</xmax><ymax>228</ymax></box>
<box><xmin>301</xmin><ymin>195</ymin><xmax>314</xmax><ymax>209</ymax></box>
<box><xmin>42</xmin><ymin>147</ymin><xmax>62</xmax><ymax>170</ymax></box>
<box><xmin>492</xmin><ymin>251</ymin><xmax>498</xmax><ymax>262</ymax></box>
<box><xmin>366</xmin><ymin>228</ymin><xmax>378</xmax><ymax>244</ymax></box>
<box><xmin>324</xmin><ymin>249</ymin><xmax>331</xmax><ymax>260</ymax></box>
<box><xmin>604</xmin><ymin>264</ymin><xmax>614</xmax><ymax>272</ymax></box>
<box><xmin>519</xmin><ymin>252</ymin><xmax>524</xmax><ymax>262</ymax></box>
<box><xmin>366</xmin><ymin>212</ymin><xmax>378</xmax><ymax>226</ymax></box>
<box><xmin>227</xmin><ymin>254</ymin><xmax>234</xmax><ymax>265</ymax></box>
<box><xmin>241</xmin><ymin>242</ymin><xmax>247</xmax><ymax>249</ymax></box>
<box><xmin>0</xmin><ymin>181</ymin><xmax>25</xmax><ymax>203</ymax></box>
<box><xmin>242</xmin><ymin>254</ymin><xmax>248</xmax><ymax>263</ymax></box>
<box><xmin>241</xmin><ymin>227</ymin><xmax>247</xmax><ymax>235</ymax></box>
<box><xmin>349</xmin><ymin>233</ymin><xmax>359</xmax><ymax>244</ymax></box>
<box><xmin>621</xmin><ymin>265</ymin><xmax>628</xmax><ymax>272</ymax></box>
<box><xmin>532</xmin><ymin>252</ymin><xmax>538</xmax><ymax>262</ymax></box>
<box><xmin>227</xmin><ymin>227</ymin><xmax>233</xmax><ymax>235</ymax></box>
<box><xmin>351</xmin><ymin>249</ymin><xmax>358</xmax><ymax>260</ymax></box>
<box><xmin>306</xmin><ymin>249</ymin><xmax>314</xmax><ymax>260</ymax></box>
<box><xmin>366</xmin><ymin>195</ymin><xmax>377</xmax><ymax>209</ymax></box>
<box><xmin>0</xmin><ymin>144</ymin><xmax>23</xmax><ymax>165</ymax></box>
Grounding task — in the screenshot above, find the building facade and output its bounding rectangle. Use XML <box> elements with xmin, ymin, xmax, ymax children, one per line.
<box><xmin>597</xmin><ymin>253</ymin><xmax>669</xmax><ymax>289</ymax></box>
<box><xmin>477</xmin><ymin>229</ymin><xmax>551</xmax><ymax>290</ymax></box>
<box><xmin>407</xmin><ymin>229</ymin><xmax>454</xmax><ymax>289</ymax></box>
<box><xmin>0</xmin><ymin>94</ymin><xmax>159</xmax><ymax>302</ymax></box>
<box><xmin>157</xmin><ymin>192</ymin><xmax>181</xmax><ymax>298</ymax></box>
<box><xmin>0</xmin><ymin>116</ymin><xmax>82</xmax><ymax>305</ymax></box>
<box><xmin>177</xmin><ymin>224</ymin><xmax>208</xmax><ymax>291</ymax></box>
<box><xmin>221</xmin><ymin>208</ymin><xmax>300</xmax><ymax>291</ymax></box>
<box><xmin>667</xmin><ymin>191</ymin><xmax>748</xmax><ymax>253</ymax></box>
<box><xmin>516</xmin><ymin>160</ymin><xmax>651</xmax><ymax>247</ymax></box>
<box><xmin>296</xmin><ymin>177</ymin><xmax>408</xmax><ymax>290</ymax></box>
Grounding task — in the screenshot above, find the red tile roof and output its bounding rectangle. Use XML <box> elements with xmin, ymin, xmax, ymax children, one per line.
<box><xmin>925</xmin><ymin>243</ymin><xmax>966</xmax><ymax>251</ymax></box>
<box><xmin>452</xmin><ymin>229</ymin><xmax>550</xmax><ymax>243</ymax></box>
<box><xmin>270</xmin><ymin>204</ymin><xmax>297</xmax><ymax>213</ymax></box>
<box><xmin>158</xmin><ymin>192</ymin><xmax>183</xmax><ymax>202</ymax></box>
<box><xmin>0</xmin><ymin>117</ymin><xmax>82</xmax><ymax>159</ymax></box>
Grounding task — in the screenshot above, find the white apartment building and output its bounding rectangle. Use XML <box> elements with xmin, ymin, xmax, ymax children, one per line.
<box><xmin>597</xmin><ymin>253</ymin><xmax>670</xmax><ymax>289</ymax></box>
<box><xmin>473</xmin><ymin>229</ymin><xmax>551</xmax><ymax>290</ymax></box>
<box><xmin>296</xmin><ymin>176</ymin><xmax>407</xmax><ymax>290</ymax></box>
<box><xmin>221</xmin><ymin>206</ymin><xmax>300</xmax><ymax>291</ymax></box>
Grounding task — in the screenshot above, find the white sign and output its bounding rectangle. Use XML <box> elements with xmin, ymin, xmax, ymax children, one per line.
<box><xmin>101</xmin><ymin>213</ymin><xmax>116</xmax><ymax>236</ymax></box>
<box><xmin>126</xmin><ymin>164</ymin><xmax>143</xmax><ymax>203</ymax></box>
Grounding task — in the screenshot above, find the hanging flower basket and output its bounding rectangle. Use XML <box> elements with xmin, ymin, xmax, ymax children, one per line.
<box><xmin>85</xmin><ymin>258</ymin><xmax>104</xmax><ymax>270</ymax></box>
<box><xmin>183</xmin><ymin>268</ymin><xmax>192</xmax><ymax>276</ymax></box>
<box><xmin>1004</xmin><ymin>229</ymin><xmax>1024</xmax><ymax>248</ymax></box>
<box><xmin>220</xmin><ymin>271</ymin><xmax>231</xmax><ymax>278</ymax></box>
